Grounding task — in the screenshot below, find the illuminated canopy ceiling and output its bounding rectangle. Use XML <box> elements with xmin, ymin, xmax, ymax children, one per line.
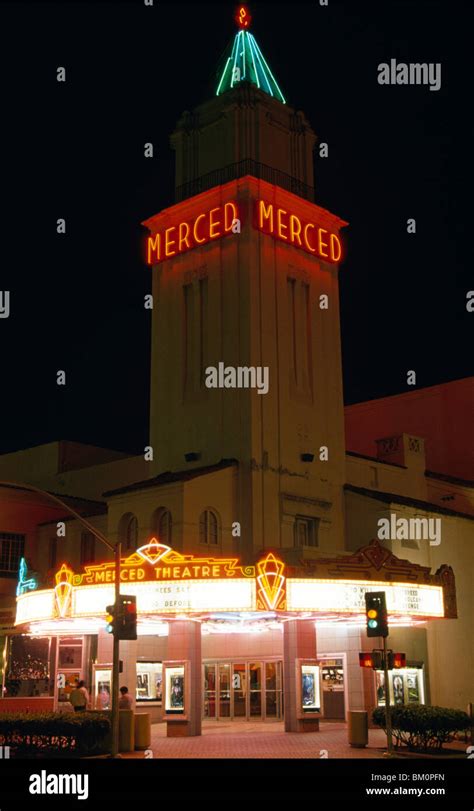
<box><xmin>14</xmin><ymin>540</ymin><xmax>456</xmax><ymax>632</ymax></box>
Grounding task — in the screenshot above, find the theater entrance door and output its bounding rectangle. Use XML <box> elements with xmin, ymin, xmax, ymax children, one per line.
<box><xmin>203</xmin><ymin>660</ymin><xmax>283</xmax><ymax>721</ymax></box>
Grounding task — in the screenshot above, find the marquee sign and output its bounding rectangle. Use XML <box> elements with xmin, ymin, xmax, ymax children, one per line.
<box><xmin>14</xmin><ymin>540</ymin><xmax>454</xmax><ymax>628</ymax></box>
<box><xmin>286</xmin><ymin>580</ymin><xmax>444</xmax><ymax>617</ymax></box>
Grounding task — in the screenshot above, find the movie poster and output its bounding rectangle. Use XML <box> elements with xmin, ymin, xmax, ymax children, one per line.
<box><xmin>392</xmin><ymin>673</ymin><xmax>405</xmax><ymax>705</ymax></box>
<box><xmin>301</xmin><ymin>664</ymin><xmax>320</xmax><ymax>712</ymax></box>
<box><xmin>406</xmin><ymin>672</ymin><xmax>420</xmax><ymax>703</ymax></box>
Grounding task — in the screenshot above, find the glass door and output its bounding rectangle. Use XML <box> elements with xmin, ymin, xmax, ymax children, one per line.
<box><xmin>203</xmin><ymin>660</ymin><xmax>284</xmax><ymax>721</ymax></box>
<box><xmin>232</xmin><ymin>663</ymin><xmax>246</xmax><ymax>718</ymax></box>
<box><xmin>264</xmin><ymin>661</ymin><xmax>282</xmax><ymax>719</ymax></box>
<box><xmin>249</xmin><ymin>662</ymin><xmax>262</xmax><ymax>717</ymax></box>
<box><xmin>218</xmin><ymin>663</ymin><xmax>231</xmax><ymax>717</ymax></box>
<box><xmin>204</xmin><ymin>664</ymin><xmax>217</xmax><ymax>718</ymax></box>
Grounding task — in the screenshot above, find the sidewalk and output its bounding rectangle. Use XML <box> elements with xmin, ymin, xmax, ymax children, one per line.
<box><xmin>123</xmin><ymin>719</ymin><xmax>388</xmax><ymax>759</ymax></box>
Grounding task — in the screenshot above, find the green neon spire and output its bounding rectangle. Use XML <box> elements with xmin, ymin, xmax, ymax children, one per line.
<box><xmin>216</xmin><ymin>29</ymin><xmax>286</xmax><ymax>104</ymax></box>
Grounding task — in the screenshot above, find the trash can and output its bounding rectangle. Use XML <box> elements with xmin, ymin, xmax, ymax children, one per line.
<box><xmin>119</xmin><ymin>709</ymin><xmax>135</xmax><ymax>752</ymax></box>
<box><xmin>348</xmin><ymin>710</ymin><xmax>368</xmax><ymax>748</ymax></box>
<box><xmin>134</xmin><ymin>712</ymin><xmax>151</xmax><ymax>750</ymax></box>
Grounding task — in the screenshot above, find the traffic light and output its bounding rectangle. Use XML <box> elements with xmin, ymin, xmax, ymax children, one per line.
<box><xmin>119</xmin><ymin>595</ymin><xmax>137</xmax><ymax>640</ymax></box>
<box><xmin>105</xmin><ymin>604</ymin><xmax>115</xmax><ymax>634</ymax></box>
<box><xmin>359</xmin><ymin>652</ymin><xmax>374</xmax><ymax>668</ymax></box>
<box><xmin>364</xmin><ymin>591</ymin><xmax>388</xmax><ymax>638</ymax></box>
<box><xmin>359</xmin><ymin>650</ymin><xmax>384</xmax><ymax>669</ymax></box>
<box><xmin>392</xmin><ymin>652</ymin><xmax>406</xmax><ymax>669</ymax></box>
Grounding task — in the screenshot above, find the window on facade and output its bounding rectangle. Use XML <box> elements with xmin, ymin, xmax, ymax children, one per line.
<box><xmin>5</xmin><ymin>635</ymin><xmax>56</xmax><ymax>698</ymax></box>
<box><xmin>80</xmin><ymin>532</ymin><xmax>95</xmax><ymax>565</ymax></box>
<box><xmin>183</xmin><ymin>283</ymin><xmax>194</xmax><ymax>395</ymax></box>
<box><xmin>199</xmin><ymin>510</ymin><xmax>219</xmax><ymax>545</ymax></box>
<box><xmin>288</xmin><ymin>278</ymin><xmax>297</xmax><ymax>385</ymax></box>
<box><xmin>199</xmin><ymin>277</ymin><xmax>208</xmax><ymax>386</ymax></box>
<box><xmin>125</xmin><ymin>516</ymin><xmax>138</xmax><ymax>551</ymax></box>
<box><xmin>157</xmin><ymin>510</ymin><xmax>172</xmax><ymax>546</ymax></box>
<box><xmin>0</xmin><ymin>532</ymin><xmax>25</xmax><ymax>574</ymax></box>
<box><xmin>294</xmin><ymin>516</ymin><xmax>319</xmax><ymax>548</ymax></box>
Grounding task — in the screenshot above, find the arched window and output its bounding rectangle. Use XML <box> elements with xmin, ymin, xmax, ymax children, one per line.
<box><xmin>126</xmin><ymin>516</ymin><xmax>138</xmax><ymax>551</ymax></box>
<box><xmin>119</xmin><ymin>513</ymin><xmax>139</xmax><ymax>551</ymax></box>
<box><xmin>199</xmin><ymin>510</ymin><xmax>219</xmax><ymax>545</ymax></box>
<box><xmin>153</xmin><ymin>508</ymin><xmax>172</xmax><ymax>546</ymax></box>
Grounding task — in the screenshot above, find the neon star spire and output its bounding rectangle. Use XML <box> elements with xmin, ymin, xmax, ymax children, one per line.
<box><xmin>216</xmin><ymin>6</ymin><xmax>286</xmax><ymax>104</ymax></box>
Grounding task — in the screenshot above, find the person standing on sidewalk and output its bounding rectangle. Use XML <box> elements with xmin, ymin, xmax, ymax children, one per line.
<box><xmin>70</xmin><ymin>680</ymin><xmax>90</xmax><ymax>712</ymax></box>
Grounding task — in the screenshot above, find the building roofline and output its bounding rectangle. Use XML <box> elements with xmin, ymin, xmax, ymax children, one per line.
<box><xmin>103</xmin><ymin>458</ymin><xmax>239</xmax><ymax>498</ymax></box>
<box><xmin>344</xmin><ymin>375</ymin><xmax>473</xmax><ymax>410</ymax></box>
<box><xmin>345</xmin><ymin>450</ymin><xmax>406</xmax><ymax>469</ymax></box>
<box><xmin>425</xmin><ymin>469</ymin><xmax>474</xmax><ymax>488</ymax></box>
<box><xmin>0</xmin><ymin>483</ymin><xmax>107</xmax><ymax>509</ymax></box>
<box><xmin>344</xmin><ymin>483</ymin><xmax>474</xmax><ymax>521</ymax></box>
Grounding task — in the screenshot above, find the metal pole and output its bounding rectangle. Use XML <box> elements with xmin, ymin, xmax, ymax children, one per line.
<box><xmin>111</xmin><ymin>542</ymin><xmax>121</xmax><ymax>757</ymax></box>
<box><xmin>383</xmin><ymin>637</ymin><xmax>393</xmax><ymax>755</ymax></box>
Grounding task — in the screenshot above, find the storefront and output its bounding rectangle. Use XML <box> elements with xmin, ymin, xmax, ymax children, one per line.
<box><xmin>0</xmin><ymin>539</ymin><xmax>456</xmax><ymax>733</ymax></box>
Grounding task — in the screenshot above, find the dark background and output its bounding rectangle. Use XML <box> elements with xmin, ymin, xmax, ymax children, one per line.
<box><xmin>0</xmin><ymin>0</ymin><xmax>471</xmax><ymax>455</ymax></box>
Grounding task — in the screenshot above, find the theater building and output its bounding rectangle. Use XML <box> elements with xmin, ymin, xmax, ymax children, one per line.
<box><xmin>0</xmin><ymin>10</ymin><xmax>472</xmax><ymax>734</ymax></box>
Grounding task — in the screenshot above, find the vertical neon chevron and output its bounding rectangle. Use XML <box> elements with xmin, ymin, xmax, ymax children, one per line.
<box><xmin>257</xmin><ymin>553</ymin><xmax>286</xmax><ymax>610</ymax></box>
<box><xmin>54</xmin><ymin>563</ymin><xmax>74</xmax><ymax>618</ymax></box>
<box><xmin>216</xmin><ymin>29</ymin><xmax>286</xmax><ymax>104</ymax></box>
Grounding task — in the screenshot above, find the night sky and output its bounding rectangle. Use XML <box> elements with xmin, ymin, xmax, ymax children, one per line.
<box><xmin>1</xmin><ymin>0</ymin><xmax>471</xmax><ymax>455</ymax></box>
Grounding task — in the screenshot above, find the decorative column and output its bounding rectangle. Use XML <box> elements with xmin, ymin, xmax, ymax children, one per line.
<box><xmin>164</xmin><ymin>620</ymin><xmax>202</xmax><ymax>737</ymax></box>
<box><xmin>283</xmin><ymin>619</ymin><xmax>320</xmax><ymax>732</ymax></box>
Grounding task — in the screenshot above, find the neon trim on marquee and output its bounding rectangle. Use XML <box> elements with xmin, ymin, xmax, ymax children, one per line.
<box><xmin>15</xmin><ymin>542</ymin><xmax>447</xmax><ymax>627</ymax></box>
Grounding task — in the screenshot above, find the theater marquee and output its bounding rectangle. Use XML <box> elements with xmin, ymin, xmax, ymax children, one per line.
<box><xmin>15</xmin><ymin>539</ymin><xmax>455</xmax><ymax>629</ymax></box>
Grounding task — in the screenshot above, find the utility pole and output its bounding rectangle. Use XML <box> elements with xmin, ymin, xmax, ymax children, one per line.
<box><xmin>111</xmin><ymin>541</ymin><xmax>122</xmax><ymax>757</ymax></box>
<box><xmin>382</xmin><ymin>635</ymin><xmax>393</xmax><ymax>755</ymax></box>
<box><xmin>0</xmin><ymin>480</ymin><xmax>122</xmax><ymax>758</ymax></box>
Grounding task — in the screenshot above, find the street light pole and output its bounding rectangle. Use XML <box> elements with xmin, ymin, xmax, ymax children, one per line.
<box><xmin>0</xmin><ymin>480</ymin><xmax>122</xmax><ymax>758</ymax></box>
<box><xmin>111</xmin><ymin>541</ymin><xmax>122</xmax><ymax>757</ymax></box>
<box><xmin>383</xmin><ymin>636</ymin><xmax>393</xmax><ymax>755</ymax></box>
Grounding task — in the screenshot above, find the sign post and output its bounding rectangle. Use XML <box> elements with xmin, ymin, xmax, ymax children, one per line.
<box><xmin>111</xmin><ymin>541</ymin><xmax>122</xmax><ymax>758</ymax></box>
<box><xmin>382</xmin><ymin>635</ymin><xmax>393</xmax><ymax>755</ymax></box>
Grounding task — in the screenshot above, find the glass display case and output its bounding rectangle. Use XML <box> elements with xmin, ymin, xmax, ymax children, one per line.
<box><xmin>375</xmin><ymin>666</ymin><xmax>425</xmax><ymax>706</ymax></box>
<box><xmin>93</xmin><ymin>666</ymin><xmax>112</xmax><ymax>710</ymax></box>
<box><xmin>136</xmin><ymin>661</ymin><xmax>162</xmax><ymax>704</ymax></box>
<box><xmin>165</xmin><ymin>664</ymin><xmax>185</xmax><ymax>713</ymax></box>
<box><xmin>300</xmin><ymin>663</ymin><xmax>320</xmax><ymax>713</ymax></box>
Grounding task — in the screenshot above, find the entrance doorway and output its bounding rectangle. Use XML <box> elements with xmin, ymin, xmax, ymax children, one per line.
<box><xmin>203</xmin><ymin>660</ymin><xmax>283</xmax><ymax>721</ymax></box>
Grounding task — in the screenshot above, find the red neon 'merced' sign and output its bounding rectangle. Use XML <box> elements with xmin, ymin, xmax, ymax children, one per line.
<box><xmin>146</xmin><ymin>199</ymin><xmax>343</xmax><ymax>265</ymax></box>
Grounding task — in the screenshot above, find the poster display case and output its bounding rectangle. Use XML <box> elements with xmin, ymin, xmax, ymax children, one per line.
<box><xmin>93</xmin><ymin>664</ymin><xmax>112</xmax><ymax>710</ymax></box>
<box><xmin>136</xmin><ymin>661</ymin><xmax>162</xmax><ymax>704</ymax></box>
<box><xmin>164</xmin><ymin>662</ymin><xmax>187</xmax><ymax>715</ymax></box>
<box><xmin>295</xmin><ymin>659</ymin><xmax>321</xmax><ymax>717</ymax></box>
<box><xmin>375</xmin><ymin>666</ymin><xmax>425</xmax><ymax>706</ymax></box>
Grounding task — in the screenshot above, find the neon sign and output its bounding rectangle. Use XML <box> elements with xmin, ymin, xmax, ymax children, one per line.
<box><xmin>146</xmin><ymin>202</ymin><xmax>239</xmax><ymax>264</ymax></box>
<box><xmin>16</xmin><ymin>558</ymin><xmax>38</xmax><ymax>597</ymax></box>
<box><xmin>14</xmin><ymin>544</ymin><xmax>448</xmax><ymax>627</ymax></box>
<box><xmin>255</xmin><ymin>199</ymin><xmax>343</xmax><ymax>263</ymax></box>
<box><xmin>145</xmin><ymin>197</ymin><xmax>344</xmax><ymax>267</ymax></box>
<box><xmin>74</xmin><ymin>539</ymin><xmax>254</xmax><ymax>586</ymax></box>
<box><xmin>257</xmin><ymin>553</ymin><xmax>286</xmax><ymax>610</ymax></box>
<box><xmin>236</xmin><ymin>5</ymin><xmax>252</xmax><ymax>29</ymax></box>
